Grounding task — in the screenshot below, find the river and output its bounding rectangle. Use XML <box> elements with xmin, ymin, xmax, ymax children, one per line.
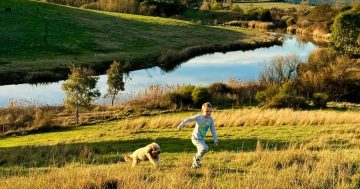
<box><xmin>0</xmin><ymin>35</ymin><xmax>321</xmax><ymax>107</ymax></box>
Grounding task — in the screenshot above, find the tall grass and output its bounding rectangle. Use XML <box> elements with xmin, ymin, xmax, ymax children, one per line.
<box><xmin>2</xmin><ymin>109</ymin><xmax>360</xmax><ymax>188</ymax></box>
<box><xmin>1</xmin><ymin>148</ymin><xmax>360</xmax><ymax>189</ymax></box>
<box><xmin>117</xmin><ymin>108</ymin><xmax>360</xmax><ymax>130</ymax></box>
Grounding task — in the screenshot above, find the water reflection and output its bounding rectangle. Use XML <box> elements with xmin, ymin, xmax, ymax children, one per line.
<box><xmin>0</xmin><ymin>35</ymin><xmax>321</xmax><ymax>107</ymax></box>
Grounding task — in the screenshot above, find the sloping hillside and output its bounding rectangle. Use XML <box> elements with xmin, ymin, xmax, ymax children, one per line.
<box><xmin>0</xmin><ymin>0</ymin><xmax>275</xmax><ymax>84</ymax></box>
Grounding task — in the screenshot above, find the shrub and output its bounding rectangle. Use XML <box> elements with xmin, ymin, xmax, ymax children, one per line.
<box><xmin>192</xmin><ymin>87</ymin><xmax>211</xmax><ymax>106</ymax></box>
<box><xmin>207</xmin><ymin>83</ymin><xmax>233</xmax><ymax>107</ymax></box>
<box><xmin>247</xmin><ymin>8</ymin><xmax>272</xmax><ymax>22</ymax></box>
<box><xmin>167</xmin><ymin>92</ymin><xmax>183</xmax><ymax>109</ymax></box>
<box><xmin>227</xmin><ymin>79</ymin><xmax>266</xmax><ymax>105</ymax></box>
<box><xmin>32</xmin><ymin>108</ymin><xmax>55</xmax><ymax>130</ymax></box>
<box><xmin>297</xmin><ymin>48</ymin><xmax>359</xmax><ymax>102</ymax></box>
<box><xmin>312</xmin><ymin>93</ymin><xmax>329</xmax><ymax>108</ymax></box>
<box><xmin>259</xmin><ymin>9</ymin><xmax>272</xmax><ymax>22</ymax></box>
<box><xmin>210</xmin><ymin>93</ymin><xmax>235</xmax><ymax>107</ymax></box>
<box><xmin>255</xmin><ymin>84</ymin><xmax>279</xmax><ymax>104</ymax></box>
<box><xmin>331</xmin><ymin>8</ymin><xmax>360</xmax><ymax>56</ymax></box>
<box><xmin>231</xmin><ymin>4</ymin><xmax>243</xmax><ymax>13</ymax></box>
<box><xmin>199</xmin><ymin>2</ymin><xmax>210</xmax><ymax>11</ymax></box>
<box><xmin>305</xmin><ymin>4</ymin><xmax>338</xmax><ymax>22</ymax></box>
<box><xmin>286</xmin><ymin>18</ymin><xmax>296</xmax><ymax>26</ymax></box>
<box><xmin>166</xmin><ymin>85</ymin><xmax>195</xmax><ymax>108</ymax></box>
<box><xmin>256</xmin><ymin>83</ymin><xmax>307</xmax><ymax>109</ymax></box>
<box><xmin>178</xmin><ymin>85</ymin><xmax>195</xmax><ymax>104</ymax></box>
<box><xmin>125</xmin><ymin>84</ymin><xmax>174</xmax><ymax>110</ymax></box>
<box><xmin>211</xmin><ymin>2</ymin><xmax>223</xmax><ymax>11</ymax></box>
<box><xmin>208</xmin><ymin>82</ymin><xmax>230</xmax><ymax>94</ymax></box>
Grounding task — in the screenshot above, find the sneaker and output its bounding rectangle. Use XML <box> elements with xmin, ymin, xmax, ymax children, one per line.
<box><xmin>191</xmin><ymin>161</ymin><xmax>200</xmax><ymax>169</ymax></box>
<box><xmin>192</xmin><ymin>157</ymin><xmax>201</xmax><ymax>168</ymax></box>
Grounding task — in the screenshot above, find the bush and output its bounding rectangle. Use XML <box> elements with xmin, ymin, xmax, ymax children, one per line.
<box><xmin>208</xmin><ymin>82</ymin><xmax>230</xmax><ymax>94</ymax></box>
<box><xmin>167</xmin><ymin>85</ymin><xmax>195</xmax><ymax>108</ymax></box>
<box><xmin>227</xmin><ymin>79</ymin><xmax>266</xmax><ymax>105</ymax></box>
<box><xmin>305</xmin><ymin>4</ymin><xmax>338</xmax><ymax>22</ymax></box>
<box><xmin>331</xmin><ymin>8</ymin><xmax>360</xmax><ymax>56</ymax></box>
<box><xmin>231</xmin><ymin>4</ymin><xmax>243</xmax><ymax>13</ymax></box>
<box><xmin>211</xmin><ymin>2</ymin><xmax>223</xmax><ymax>11</ymax></box>
<box><xmin>191</xmin><ymin>87</ymin><xmax>211</xmax><ymax>106</ymax></box>
<box><xmin>210</xmin><ymin>93</ymin><xmax>235</xmax><ymax>107</ymax></box>
<box><xmin>247</xmin><ymin>8</ymin><xmax>272</xmax><ymax>22</ymax></box>
<box><xmin>167</xmin><ymin>92</ymin><xmax>183</xmax><ymax>109</ymax></box>
<box><xmin>259</xmin><ymin>9</ymin><xmax>272</xmax><ymax>22</ymax></box>
<box><xmin>199</xmin><ymin>2</ymin><xmax>210</xmax><ymax>11</ymax></box>
<box><xmin>256</xmin><ymin>83</ymin><xmax>308</xmax><ymax>109</ymax></box>
<box><xmin>297</xmin><ymin>48</ymin><xmax>359</xmax><ymax>102</ymax></box>
<box><xmin>32</xmin><ymin>108</ymin><xmax>55</xmax><ymax>130</ymax></box>
<box><xmin>312</xmin><ymin>93</ymin><xmax>329</xmax><ymax>108</ymax></box>
<box><xmin>286</xmin><ymin>18</ymin><xmax>296</xmax><ymax>26</ymax></box>
<box><xmin>255</xmin><ymin>84</ymin><xmax>279</xmax><ymax>104</ymax></box>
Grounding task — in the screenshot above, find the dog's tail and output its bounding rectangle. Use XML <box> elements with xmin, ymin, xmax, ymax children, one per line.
<box><xmin>124</xmin><ymin>155</ymin><xmax>133</xmax><ymax>162</ymax></box>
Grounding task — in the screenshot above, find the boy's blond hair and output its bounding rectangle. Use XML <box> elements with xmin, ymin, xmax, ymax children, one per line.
<box><xmin>202</xmin><ymin>102</ymin><xmax>212</xmax><ymax>110</ymax></box>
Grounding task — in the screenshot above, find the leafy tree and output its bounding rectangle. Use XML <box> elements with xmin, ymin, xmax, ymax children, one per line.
<box><xmin>331</xmin><ymin>7</ymin><xmax>360</xmax><ymax>56</ymax></box>
<box><xmin>296</xmin><ymin>48</ymin><xmax>359</xmax><ymax>101</ymax></box>
<box><xmin>192</xmin><ymin>86</ymin><xmax>211</xmax><ymax>106</ymax></box>
<box><xmin>105</xmin><ymin>61</ymin><xmax>125</xmax><ymax>106</ymax></box>
<box><xmin>62</xmin><ymin>66</ymin><xmax>100</xmax><ymax>125</ymax></box>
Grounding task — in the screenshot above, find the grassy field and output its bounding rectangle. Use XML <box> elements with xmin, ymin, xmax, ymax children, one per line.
<box><xmin>1</xmin><ymin>108</ymin><xmax>360</xmax><ymax>188</ymax></box>
<box><xmin>0</xmin><ymin>0</ymin><xmax>275</xmax><ymax>84</ymax></box>
<box><xmin>233</xmin><ymin>2</ymin><xmax>313</xmax><ymax>10</ymax></box>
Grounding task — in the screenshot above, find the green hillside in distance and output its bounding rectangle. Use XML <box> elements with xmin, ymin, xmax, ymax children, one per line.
<box><xmin>0</xmin><ymin>0</ymin><xmax>274</xmax><ymax>84</ymax></box>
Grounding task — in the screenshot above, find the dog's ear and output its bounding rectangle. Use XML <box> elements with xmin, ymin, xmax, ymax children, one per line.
<box><xmin>147</xmin><ymin>143</ymin><xmax>154</xmax><ymax>153</ymax></box>
<box><xmin>151</xmin><ymin>142</ymin><xmax>159</xmax><ymax>149</ymax></box>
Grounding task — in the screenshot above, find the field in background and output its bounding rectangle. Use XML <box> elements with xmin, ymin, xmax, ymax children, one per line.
<box><xmin>0</xmin><ymin>0</ymin><xmax>271</xmax><ymax>84</ymax></box>
<box><xmin>233</xmin><ymin>2</ymin><xmax>313</xmax><ymax>10</ymax></box>
<box><xmin>1</xmin><ymin>108</ymin><xmax>360</xmax><ymax>188</ymax></box>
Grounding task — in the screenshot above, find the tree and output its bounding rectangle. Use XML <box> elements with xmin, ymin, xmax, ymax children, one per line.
<box><xmin>192</xmin><ymin>86</ymin><xmax>211</xmax><ymax>106</ymax></box>
<box><xmin>62</xmin><ymin>66</ymin><xmax>100</xmax><ymax>125</ymax></box>
<box><xmin>296</xmin><ymin>48</ymin><xmax>359</xmax><ymax>101</ymax></box>
<box><xmin>105</xmin><ymin>61</ymin><xmax>125</xmax><ymax>106</ymax></box>
<box><xmin>331</xmin><ymin>7</ymin><xmax>360</xmax><ymax>56</ymax></box>
<box><xmin>259</xmin><ymin>54</ymin><xmax>301</xmax><ymax>85</ymax></box>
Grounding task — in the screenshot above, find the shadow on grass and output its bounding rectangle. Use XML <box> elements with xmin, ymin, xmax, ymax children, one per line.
<box><xmin>0</xmin><ymin>137</ymin><xmax>288</xmax><ymax>168</ymax></box>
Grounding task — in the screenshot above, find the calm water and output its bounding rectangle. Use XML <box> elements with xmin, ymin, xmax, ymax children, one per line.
<box><xmin>0</xmin><ymin>35</ymin><xmax>320</xmax><ymax>107</ymax></box>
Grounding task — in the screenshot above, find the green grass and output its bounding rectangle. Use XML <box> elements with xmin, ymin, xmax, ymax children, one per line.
<box><xmin>233</xmin><ymin>2</ymin><xmax>313</xmax><ymax>10</ymax></box>
<box><xmin>1</xmin><ymin>111</ymin><xmax>359</xmax><ymax>168</ymax></box>
<box><xmin>0</xmin><ymin>0</ymin><xmax>269</xmax><ymax>84</ymax></box>
<box><xmin>1</xmin><ymin>109</ymin><xmax>360</xmax><ymax>188</ymax></box>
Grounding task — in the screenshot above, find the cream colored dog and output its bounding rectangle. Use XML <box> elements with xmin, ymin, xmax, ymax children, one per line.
<box><xmin>124</xmin><ymin>142</ymin><xmax>161</xmax><ymax>166</ymax></box>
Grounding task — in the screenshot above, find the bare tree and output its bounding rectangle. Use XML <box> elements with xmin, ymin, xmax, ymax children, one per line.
<box><xmin>259</xmin><ymin>54</ymin><xmax>301</xmax><ymax>85</ymax></box>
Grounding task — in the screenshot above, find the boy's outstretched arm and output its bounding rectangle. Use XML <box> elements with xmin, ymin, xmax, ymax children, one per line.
<box><xmin>177</xmin><ymin>115</ymin><xmax>198</xmax><ymax>130</ymax></box>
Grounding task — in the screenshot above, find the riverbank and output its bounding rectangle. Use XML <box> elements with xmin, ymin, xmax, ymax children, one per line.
<box><xmin>0</xmin><ymin>0</ymin><xmax>280</xmax><ymax>85</ymax></box>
